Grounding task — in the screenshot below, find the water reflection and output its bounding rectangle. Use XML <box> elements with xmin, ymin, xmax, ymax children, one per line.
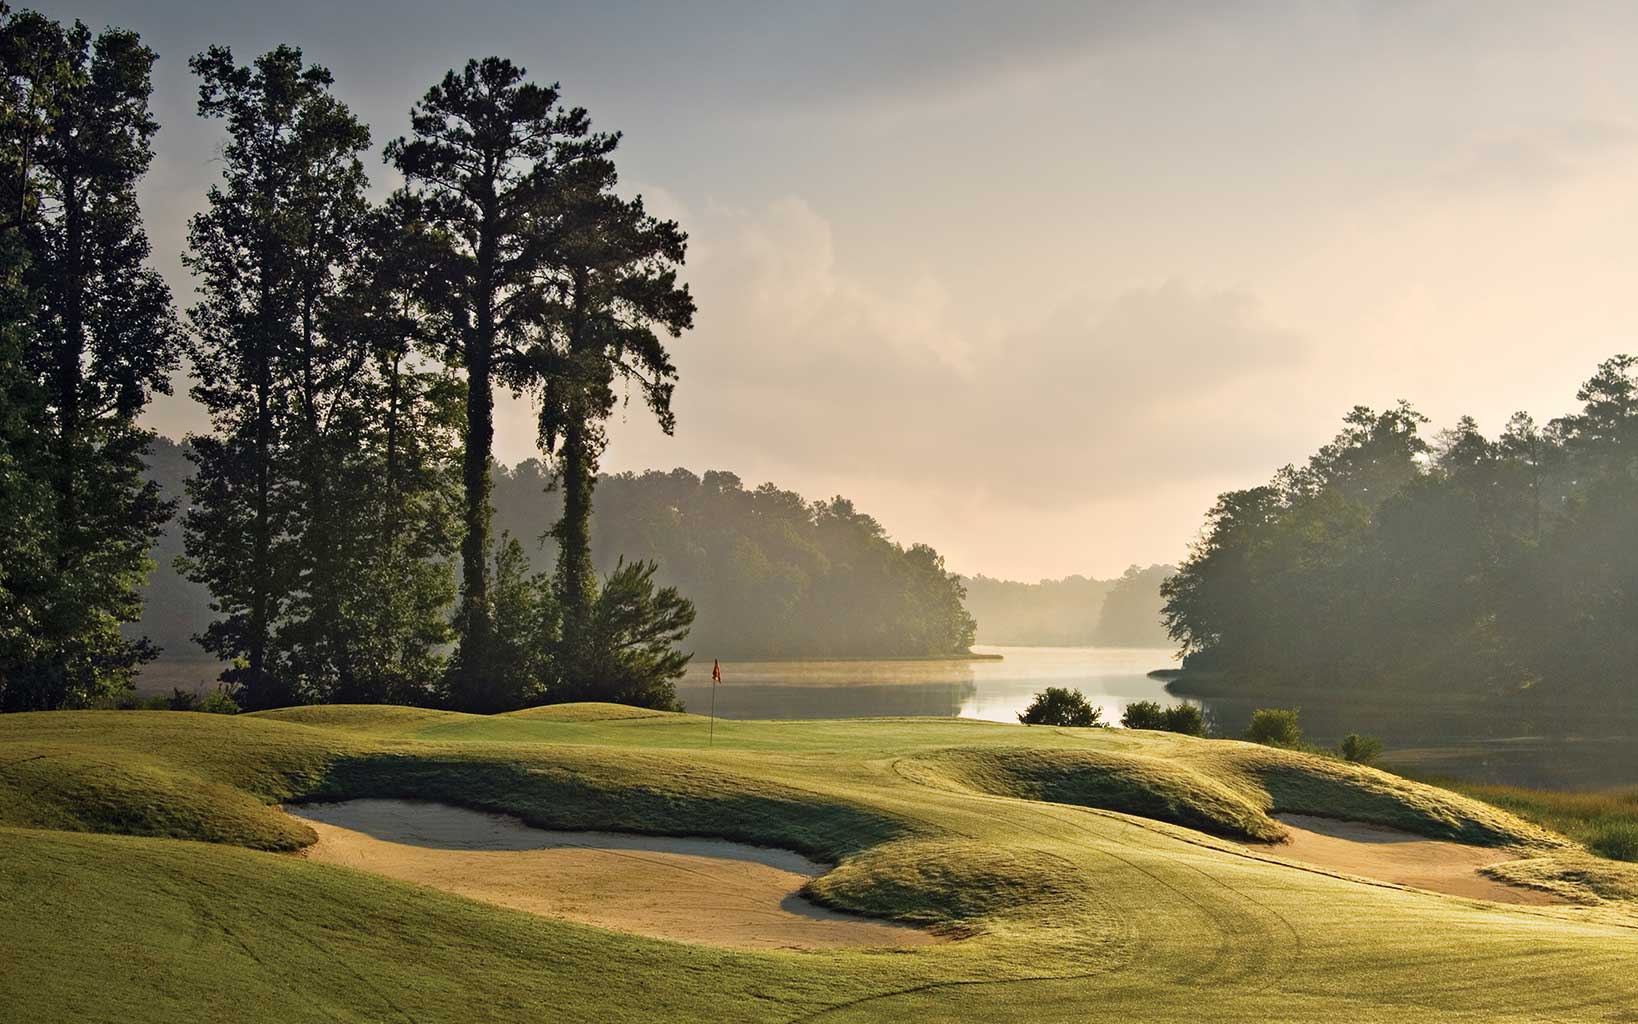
<box><xmin>677</xmin><ymin>645</ymin><xmax>1181</xmax><ymax>723</ymax></box>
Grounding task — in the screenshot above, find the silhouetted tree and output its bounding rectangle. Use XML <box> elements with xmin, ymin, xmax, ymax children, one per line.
<box><xmin>530</xmin><ymin>145</ymin><xmax>694</xmax><ymax>681</ymax></box>
<box><xmin>182</xmin><ymin>45</ymin><xmax>369</xmax><ymax>708</ymax></box>
<box><xmin>301</xmin><ymin>198</ymin><xmax>463</xmax><ymax>704</ymax></box>
<box><xmin>387</xmin><ymin>57</ymin><xmax>615</xmax><ymax>712</ymax></box>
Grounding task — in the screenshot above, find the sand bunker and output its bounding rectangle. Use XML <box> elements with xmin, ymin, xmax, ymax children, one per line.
<box><xmin>285</xmin><ymin>799</ymin><xmax>939</xmax><ymax>949</ymax></box>
<box><xmin>1258</xmin><ymin>813</ymin><xmax>1564</xmax><ymax>906</ymax></box>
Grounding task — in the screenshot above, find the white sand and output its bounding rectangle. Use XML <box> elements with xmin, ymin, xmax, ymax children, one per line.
<box><xmin>1258</xmin><ymin>813</ymin><xmax>1564</xmax><ymax>905</ymax></box>
<box><xmin>285</xmin><ymin>799</ymin><xmax>941</xmax><ymax>949</ymax></box>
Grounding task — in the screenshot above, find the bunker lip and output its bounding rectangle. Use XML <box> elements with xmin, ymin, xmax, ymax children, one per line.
<box><xmin>283</xmin><ymin>798</ymin><xmax>944</xmax><ymax>950</ymax></box>
<box><xmin>1249</xmin><ymin>812</ymin><xmax>1567</xmax><ymax>906</ymax></box>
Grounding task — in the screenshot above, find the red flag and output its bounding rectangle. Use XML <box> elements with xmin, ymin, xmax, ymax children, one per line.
<box><xmin>712</xmin><ymin>659</ymin><xmax>721</xmax><ymax>684</ymax></box>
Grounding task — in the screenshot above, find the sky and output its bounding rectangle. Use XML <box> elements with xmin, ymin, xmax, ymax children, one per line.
<box><xmin>37</xmin><ymin>0</ymin><xmax>1638</xmax><ymax>581</ymax></box>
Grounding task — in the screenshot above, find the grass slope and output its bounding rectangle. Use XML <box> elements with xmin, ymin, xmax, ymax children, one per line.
<box><xmin>3</xmin><ymin>706</ymin><xmax>1636</xmax><ymax>1023</ymax></box>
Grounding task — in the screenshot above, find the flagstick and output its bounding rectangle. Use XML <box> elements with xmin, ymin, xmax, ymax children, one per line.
<box><xmin>709</xmin><ymin>679</ymin><xmax>716</xmax><ymax>748</ymax></box>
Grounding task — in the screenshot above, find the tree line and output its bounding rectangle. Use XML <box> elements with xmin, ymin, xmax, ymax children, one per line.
<box><xmin>1162</xmin><ymin>356</ymin><xmax>1638</xmax><ymax>712</ymax></box>
<box><xmin>130</xmin><ymin>446</ymin><xmax>982</xmax><ymax>665</ymax></box>
<box><xmin>1</xmin><ymin>7</ymin><xmax>696</xmax><ymax>712</ymax></box>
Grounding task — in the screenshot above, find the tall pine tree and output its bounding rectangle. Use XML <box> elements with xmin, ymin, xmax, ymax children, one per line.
<box><xmin>532</xmin><ymin>154</ymin><xmax>694</xmax><ymax>690</ymax></box>
<box><xmin>387</xmin><ymin>58</ymin><xmax>615</xmax><ymax>712</ymax></box>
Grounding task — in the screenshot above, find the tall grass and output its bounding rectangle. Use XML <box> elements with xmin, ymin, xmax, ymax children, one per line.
<box><xmin>1439</xmin><ymin>782</ymin><xmax>1638</xmax><ymax>861</ymax></box>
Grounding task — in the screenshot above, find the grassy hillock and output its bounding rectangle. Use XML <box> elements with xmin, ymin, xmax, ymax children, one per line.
<box><xmin>3</xmin><ymin>706</ymin><xmax>1636</xmax><ymax>1023</ymax></box>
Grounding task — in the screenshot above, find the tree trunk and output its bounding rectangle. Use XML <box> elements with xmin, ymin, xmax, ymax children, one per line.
<box><xmin>553</xmin><ymin>269</ymin><xmax>597</xmax><ymax>697</ymax></box>
<box><xmin>455</xmin><ymin>196</ymin><xmax>498</xmax><ymax>710</ymax></box>
<box><xmin>555</xmin><ymin>414</ymin><xmax>597</xmax><ymax>633</ymax></box>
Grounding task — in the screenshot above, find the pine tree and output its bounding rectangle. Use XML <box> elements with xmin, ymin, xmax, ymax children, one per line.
<box><xmin>0</xmin><ymin>9</ymin><xmax>180</xmax><ymax>710</ymax></box>
<box><xmin>387</xmin><ymin>57</ymin><xmax>615</xmax><ymax>712</ymax></box>
<box><xmin>531</xmin><ymin>147</ymin><xmax>694</xmax><ymax>690</ymax></box>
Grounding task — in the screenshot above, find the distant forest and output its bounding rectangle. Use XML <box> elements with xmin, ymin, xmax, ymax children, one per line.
<box><xmin>133</xmin><ymin>439</ymin><xmax>978</xmax><ymax>663</ymax></box>
<box><xmin>961</xmin><ymin>565</ymin><xmax>1174</xmax><ymax>647</ymax></box>
<box><xmin>1163</xmin><ymin>355</ymin><xmax>1638</xmax><ymax>708</ymax></box>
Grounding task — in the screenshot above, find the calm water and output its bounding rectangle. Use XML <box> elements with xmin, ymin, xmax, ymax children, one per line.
<box><xmin>675</xmin><ymin>645</ymin><xmax>1182</xmax><ymax>724</ymax></box>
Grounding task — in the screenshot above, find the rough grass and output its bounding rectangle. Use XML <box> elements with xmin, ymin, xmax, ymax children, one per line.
<box><xmin>1437</xmin><ymin>781</ymin><xmax>1638</xmax><ymax>861</ymax></box>
<box><xmin>3</xmin><ymin>705</ymin><xmax>1636</xmax><ymax>1023</ymax></box>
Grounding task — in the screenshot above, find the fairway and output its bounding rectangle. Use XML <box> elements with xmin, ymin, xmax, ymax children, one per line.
<box><xmin>4</xmin><ymin>704</ymin><xmax>1638</xmax><ymax>1023</ymax></box>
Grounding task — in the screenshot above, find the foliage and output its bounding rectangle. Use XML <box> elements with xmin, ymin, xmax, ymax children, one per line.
<box><xmin>1017</xmin><ymin>687</ymin><xmax>1103</xmax><ymax>727</ymax></box>
<box><xmin>487</xmin><ymin>535</ymin><xmax>556</xmax><ymax>710</ymax></box>
<box><xmin>388</xmin><ymin>57</ymin><xmax>617</xmax><ymax>712</ymax></box>
<box><xmin>1339</xmin><ymin>732</ymin><xmax>1382</xmax><ymax>765</ymax></box>
<box><xmin>196</xmin><ymin>686</ymin><xmax>240</xmax><ymax>714</ymax></box>
<box><xmin>0</xmin><ymin>9</ymin><xmax>180</xmax><ymax>710</ymax></box>
<box><xmin>1246</xmin><ymin>707</ymin><xmax>1302</xmax><ymax>747</ymax></box>
<box><xmin>1121</xmin><ymin>699</ymin><xmax>1206</xmax><ymax>736</ymax></box>
<box><xmin>1162</xmin><ymin>362</ymin><xmax>1638</xmax><ymax>728</ymax></box>
<box><xmin>182</xmin><ymin>47</ymin><xmax>459</xmax><ymax>710</ymax></box>
<box><xmin>555</xmin><ymin>559</ymin><xmax>695</xmax><ymax>710</ymax></box>
<box><xmin>493</xmin><ymin>465</ymin><xmax>978</xmax><ymax>658</ymax></box>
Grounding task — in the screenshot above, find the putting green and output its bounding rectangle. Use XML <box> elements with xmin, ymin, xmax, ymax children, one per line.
<box><xmin>2</xmin><ymin>704</ymin><xmax>1636</xmax><ymax>1023</ymax></box>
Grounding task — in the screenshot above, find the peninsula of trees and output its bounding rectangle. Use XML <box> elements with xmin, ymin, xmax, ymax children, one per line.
<box><xmin>1163</xmin><ymin>355</ymin><xmax>1638</xmax><ymax>714</ymax></box>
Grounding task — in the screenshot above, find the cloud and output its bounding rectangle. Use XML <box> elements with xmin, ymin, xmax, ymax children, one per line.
<box><xmin>1431</xmin><ymin>120</ymin><xmax>1638</xmax><ymax>194</ymax></box>
<box><xmin>592</xmin><ymin>199</ymin><xmax>1310</xmax><ymax>517</ymax></box>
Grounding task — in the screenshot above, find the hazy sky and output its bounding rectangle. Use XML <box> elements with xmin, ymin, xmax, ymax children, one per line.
<box><xmin>38</xmin><ymin>1</ymin><xmax>1638</xmax><ymax>580</ymax></box>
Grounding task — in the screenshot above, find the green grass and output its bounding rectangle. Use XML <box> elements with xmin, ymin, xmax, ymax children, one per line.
<box><xmin>3</xmin><ymin>705</ymin><xmax>1637</xmax><ymax>1022</ymax></box>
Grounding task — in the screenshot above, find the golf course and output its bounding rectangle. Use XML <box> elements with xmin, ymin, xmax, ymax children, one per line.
<box><xmin>5</xmin><ymin>703</ymin><xmax>1638</xmax><ymax>1022</ymax></box>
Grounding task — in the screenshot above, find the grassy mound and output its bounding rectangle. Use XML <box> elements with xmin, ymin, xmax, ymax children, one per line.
<box><xmin>905</xmin><ymin>747</ymin><xmax>1284</xmax><ymax>841</ymax></box>
<box><xmin>0</xmin><ymin>744</ymin><xmax>313</xmax><ymax>850</ymax></box>
<box><xmin>251</xmin><ymin>704</ymin><xmax>471</xmax><ymax>734</ymax></box>
<box><xmin>1185</xmin><ymin>742</ymin><xmax>1567</xmax><ymax>848</ymax></box>
<box><xmin>499</xmin><ymin>702</ymin><xmax>686</xmax><ymax>722</ymax></box>
<box><xmin>903</xmin><ymin>737</ymin><xmax>1560</xmax><ymax>849</ymax></box>
<box><xmin>805</xmin><ymin>837</ymin><xmax>1088</xmax><ymax>927</ymax></box>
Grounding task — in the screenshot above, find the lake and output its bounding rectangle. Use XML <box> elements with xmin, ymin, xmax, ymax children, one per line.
<box><xmin>675</xmin><ymin>644</ymin><xmax>1182</xmax><ymax>724</ymax></box>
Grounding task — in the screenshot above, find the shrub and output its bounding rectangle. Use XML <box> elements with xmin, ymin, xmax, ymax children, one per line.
<box><xmin>1246</xmin><ymin>707</ymin><xmax>1302</xmax><ymax>747</ymax></box>
<box><xmin>1018</xmin><ymin>688</ymin><xmax>1104</xmax><ymax>727</ymax></box>
<box><xmin>1339</xmin><ymin>732</ymin><xmax>1383</xmax><ymax>764</ymax></box>
<box><xmin>1121</xmin><ymin>700</ymin><xmax>1207</xmax><ymax>736</ymax></box>
<box><xmin>1121</xmin><ymin>700</ymin><xmax>1165</xmax><ymax>729</ymax></box>
<box><xmin>1161</xmin><ymin>703</ymin><xmax>1207</xmax><ymax>737</ymax></box>
<box><xmin>197</xmin><ymin>687</ymin><xmax>241</xmax><ymax>715</ymax></box>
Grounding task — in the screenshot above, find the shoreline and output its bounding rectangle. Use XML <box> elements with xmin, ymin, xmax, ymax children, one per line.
<box><xmin>697</xmin><ymin>651</ymin><xmax>1004</xmax><ymax>665</ymax></box>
